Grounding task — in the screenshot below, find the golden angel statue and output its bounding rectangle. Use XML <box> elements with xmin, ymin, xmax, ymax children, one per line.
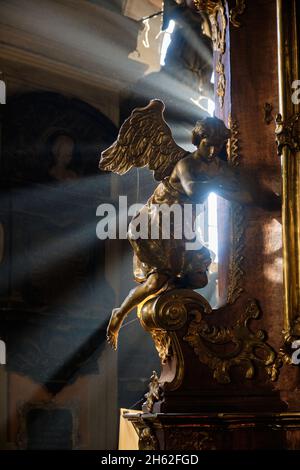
<box><xmin>99</xmin><ymin>100</ymin><xmax>280</xmax><ymax>349</ymax></box>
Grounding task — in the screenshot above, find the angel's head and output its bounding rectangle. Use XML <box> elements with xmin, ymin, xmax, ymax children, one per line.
<box><xmin>192</xmin><ymin>117</ymin><xmax>231</xmax><ymax>162</ymax></box>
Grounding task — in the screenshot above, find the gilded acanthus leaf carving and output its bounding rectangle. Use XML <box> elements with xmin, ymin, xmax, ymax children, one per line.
<box><xmin>150</xmin><ymin>330</ymin><xmax>172</xmax><ymax>365</ymax></box>
<box><xmin>184</xmin><ymin>299</ymin><xmax>280</xmax><ymax>383</ymax></box>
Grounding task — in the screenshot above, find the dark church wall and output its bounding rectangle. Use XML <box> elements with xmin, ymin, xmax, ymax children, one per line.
<box><xmin>0</xmin><ymin>91</ymin><xmax>120</xmax><ymax>449</ymax></box>
<box><xmin>0</xmin><ymin>0</ymin><xmax>163</xmax><ymax>449</ymax></box>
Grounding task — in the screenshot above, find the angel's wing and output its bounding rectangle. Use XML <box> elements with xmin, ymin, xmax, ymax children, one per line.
<box><xmin>99</xmin><ymin>100</ymin><xmax>188</xmax><ymax>181</ymax></box>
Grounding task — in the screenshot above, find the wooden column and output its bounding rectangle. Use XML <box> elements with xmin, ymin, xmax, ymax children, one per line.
<box><xmin>276</xmin><ymin>0</ymin><xmax>300</xmax><ymax>340</ymax></box>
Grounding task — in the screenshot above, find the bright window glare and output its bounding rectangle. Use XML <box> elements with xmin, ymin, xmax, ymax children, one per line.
<box><xmin>207</xmin><ymin>99</ymin><xmax>215</xmax><ymax>117</ymax></box>
<box><xmin>207</xmin><ymin>192</ymin><xmax>218</xmax><ymax>262</ymax></box>
<box><xmin>160</xmin><ymin>20</ymin><xmax>175</xmax><ymax>66</ymax></box>
<box><xmin>190</xmin><ymin>96</ymin><xmax>215</xmax><ymax>117</ymax></box>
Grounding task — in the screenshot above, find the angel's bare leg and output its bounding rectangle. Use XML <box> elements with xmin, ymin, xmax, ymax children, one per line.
<box><xmin>107</xmin><ymin>273</ymin><xmax>169</xmax><ymax>349</ymax></box>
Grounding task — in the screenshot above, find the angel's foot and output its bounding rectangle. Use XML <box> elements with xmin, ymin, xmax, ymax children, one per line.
<box><xmin>106</xmin><ymin>308</ymin><xmax>123</xmax><ymax>350</ymax></box>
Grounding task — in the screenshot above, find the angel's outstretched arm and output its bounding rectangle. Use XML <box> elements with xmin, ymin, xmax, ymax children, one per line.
<box><xmin>177</xmin><ymin>159</ymin><xmax>281</xmax><ymax>210</ymax></box>
<box><xmin>213</xmin><ymin>172</ymin><xmax>281</xmax><ymax>210</ymax></box>
<box><xmin>213</xmin><ymin>186</ymin><xmax>253</xmax><ymax>204</ymax></box>
<box><xmin>176</xmin><ymin>159</ymin><xmax>213</xmax><ymax>200</ymax></box>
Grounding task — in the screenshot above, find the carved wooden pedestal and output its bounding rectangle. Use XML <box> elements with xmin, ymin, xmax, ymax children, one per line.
<box><xmin>123</xmin><ymin>289</ymin><xmax>290</xmax><ymax>450</ymax></box>
<box><xmin>124</xmin><ymin>411</ymin><xmax>300</xmax><ymax>450</ymax></box>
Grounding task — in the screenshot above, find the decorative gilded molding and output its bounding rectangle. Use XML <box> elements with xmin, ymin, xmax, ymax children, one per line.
<box><xmin>194</xmin><ymin>0</ymin><xmax>221</xmax><ymax>15</ymax></box>
<box><xmin>229</xmin><ymin>0</ymin><xmax>246</xmax><ymax>28</ymax></box>
<box><xmin>194</xmin><ymin>1</ymin><xmax>227</xmax><ymax>109</ymax></box>
<box><xmin>275</xmin><ymin>112</ymin><xmax>300</xmax><ymax>156</ymax></box>
<box><xmin>227</xmin><ymin>202</ymin><xmax>245</xmax><ymax>304</ymax></box>
<box><xmin>184</xmin><ymin>299</ymin><xmax>280</xmax><ymax>383</ymax></box>
<box><xmin>129</xmin><ymin>418</ymin><xmax>159</xmax><ymax>450</ymax></box>
<box><xmin>138</xmin><ymin>426</ymin><xmax>159</xmax><ymax>450</ymax></box>
<box><xmin>227</xmin><ymin>114</ymin><xmax>240</xmax><ymax>166</ymax></box>
<box><xmin>125</xmin><ymin>412</ymin><xmax>300</xmax><ymax>450</ymax></box>
<box><xmin>216</xmin><ymin>60</ymin><xmax>226</xmax><ymax>108</ymax></box>
<box><xmin>194</xmin><ymin>0</ymin><xmax>226</xmax><ymax>54</ymax></box>
<box><xmin>226</xmin><ymin>115</ymin><xmax>244</xmax><ymax>304</ymax></box>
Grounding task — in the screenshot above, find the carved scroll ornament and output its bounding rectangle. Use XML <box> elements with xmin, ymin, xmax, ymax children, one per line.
<box><xmin>194</xmin><ymin>0</ymin><xmax>226</xmax><ymax>54</ymax></box>
<box><xmin>140</xmin><ymin>290</ymin><xmax>281</xmax><ymax>389</ymax></box>
<box><xmin>184</xmin><ymin>298</ymin><xmax>281</xmax><ymax>383</ymax></box>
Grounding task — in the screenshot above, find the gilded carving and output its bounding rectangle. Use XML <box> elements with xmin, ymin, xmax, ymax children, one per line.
<box><xmin>140</xmin><ymin>289</ymin><xmax>210</xmax><ymax>392</ymax></box>
<box><xmin>184</xmin><ymin>299</ymin><xmax>279</xmax><ymax>383</ymax></box>
<box><xmin>150</xmin><ymin>330</ymin><xmax>172</xmax><ymax>365</ymax></box>
<box><xmin>100</xmin><ymin>99</ymin><xmax>282</xmax><ymax>394</ymax></box>
<box><xmin>229</xmin><ymin>0</ymin><xmax>246</xmax><ymax>28</ymax></box>
<box><xmin>194</xmin><ymin>0</ymin><xmax>226</xmax><ymax>54</ymax></box>
<box><xmin>193</xmin><ymin>1</ymin><xmax>227</xmax><ymax>107</ymax></box>
<box><xmin>139</xmin><ymin>426</ymin><xmax>159</xmax><ymax>450</ymax></box>
<box><xmin>276</xmin><ymin>317</ymin><xmax>300</xmax><ymax>366</ymax></box>
<box><xmin>275</xmin><ymin>112</ymin><xmax>300</xmax><ymax>155</ymax></box>
<box><xmin>153</xmin><ymin>294</ymin><xmax>188</xmax><ymax>330</ymax></box>
<box><xmin>216</xmin><ymin>60</ymin><xmax>226</xmax><ymax>108</ymax></box>
<box><xmin>101</xmin><ymin>101</ymin><xmax>235</xmax><ymax>350</ymax></box>
<box><xmin>227</xmin><ymin>114</ymin><xmax>240</xmax><ymax>166</ymax></box>
<box><xmin>193</xmin><ymin>0</ymin><xmax>221</xmax><ymax>15</ymax></box>
<box><xmin>144</xmin><ymin>371</ymin><xmax>163</xmax><ymax>412</ymax></box>
<box><xmin>130</xmin><ymin>418</ymin><xmax>159</xmax><ymax>450</ymax></box>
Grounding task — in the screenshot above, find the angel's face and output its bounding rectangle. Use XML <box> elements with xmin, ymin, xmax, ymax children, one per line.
<box><xmin>198</xmin><ymin>136</ymin><xmax>222</xmax><ymax>162</ymax></box>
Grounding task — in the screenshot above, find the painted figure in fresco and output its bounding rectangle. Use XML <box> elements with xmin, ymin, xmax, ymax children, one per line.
<box><xmin>49</xmin><ymin>134</ymin><xmax>77</xmax><ymax>182</ymax></box>
<box><xmin>99</xmin><ymin>100</ymin><xmax>279</xmax><ymax>349</ymax></box>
